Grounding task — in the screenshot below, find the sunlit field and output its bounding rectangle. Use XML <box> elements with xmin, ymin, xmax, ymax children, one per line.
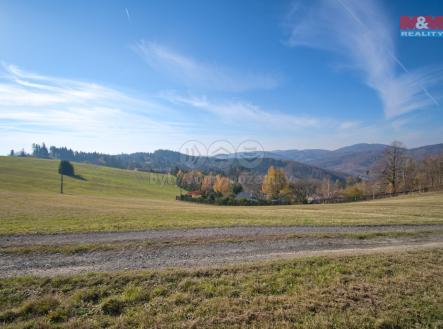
<box><xmin>1</xmin><ymin>157</ymin><xmax>442</xmax><ymax>235</ymax></box>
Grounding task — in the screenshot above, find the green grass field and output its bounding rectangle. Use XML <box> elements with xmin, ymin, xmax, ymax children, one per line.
<box><xmin>0</xmin><ymin>249</ymin><xmax>442</xmax><ymax>328</ymax></box>
<box><xmin>0</xmin><ymin>156</ymin><xmax>179</xmax><ymax>199</ymax></box>
<box><xmin>1</xmin><ymin>158</ymin><xmax>442</xmax><ymax>328</ymax></box>
<box><xmin>1</xmin><ymin>156</ymin><xmax>443</xmax><ymax>234</ymax></box>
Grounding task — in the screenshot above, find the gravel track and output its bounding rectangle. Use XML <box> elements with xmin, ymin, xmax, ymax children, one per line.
<box><xmin>0</xmin><ymin>227</ymin><xmax>442</xmax><ymax>277</ymax></box>
<box><xmin>1</xmin><ymin>224</ymin><xmax>443</xmax><ymax>247</ymax></box>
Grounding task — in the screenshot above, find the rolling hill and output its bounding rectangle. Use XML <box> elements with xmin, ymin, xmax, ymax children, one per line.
<box><xmin>1</xmin><ymin>156</ymin><xmax>442</xmax><ymax>235</ymax></box>
<box><xmin>0</xmin><ymin>156</ymin><xmax>179</xmax><ymax>200</ymax></box>
<box><xmin>33</xmin><ymin>146</ymin><xmax>348</xmax><ymax>182</ymax></box>
<box><xmin>10</xmin><ymin>142</ymin><xmax>443</xmax><ymax>182</ymax></box>
<box><xmin>271</xmin><ymin>143</ymin><xmax>443</xmax><ymax>177</ymax></box>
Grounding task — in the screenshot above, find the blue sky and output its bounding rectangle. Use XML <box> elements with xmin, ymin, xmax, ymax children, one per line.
<box><xmin>0</xmin><ymin>0</ymin><xmax>442</xmax><ymax>154</ymax></box>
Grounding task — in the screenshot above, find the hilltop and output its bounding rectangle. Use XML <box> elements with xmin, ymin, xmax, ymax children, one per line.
<box><xmin>271</xmin><ymin>143</ymin><xmax>443</xmax><ymax>177</ymax></box>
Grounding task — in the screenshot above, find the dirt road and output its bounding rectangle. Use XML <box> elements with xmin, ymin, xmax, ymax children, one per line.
<box><xmin>2</xmin><ymin>224</ymin><xmax>442</xmax><ymax>247</ymax></box>
<box><xmin>1</xmin><ymin>225</ymin><xmax>442</xmax><ymax>277</ymax></box>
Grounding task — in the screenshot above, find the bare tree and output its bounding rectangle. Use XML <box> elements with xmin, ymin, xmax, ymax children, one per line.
<box><xmin>319</xmin><ymin>177</ymin><xmax>336</xmax><ymax>198</ymax></box>
<box><xmin>382</xmin><ymin>141</ymin><xmax>406</xmax><ymax>194</ymax></box>
<box><xmin>422</xmin><ymin>155</ymin><xmax>442</xmax><ymax>188</ymax></box>
<box><xmin>402</xmin><ymin>157</ymin><xmax>417</xmax><ymax>192</ymax></box>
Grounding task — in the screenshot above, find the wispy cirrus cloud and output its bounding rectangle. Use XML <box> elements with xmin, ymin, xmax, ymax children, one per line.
<box><xmin>162</xmin><ymin>92</ymin><xmax>321</xmax><ymax>128</ymax></box>
<box><xmin>285</xmin><ymin>0</ymin><xmax>443</xmax><ymax>118</ymax></box>
<box><xmin>0</xmin><ymin>64</ymin><xmax>186</xmax><ymax>152</ymax></box>
<box><xmin>134</xmin><ymin>41</ymin><xmax>279</xmax><ymax>92</ymax></box>
<box><xmin>338</xmin><ymin>120</ymin><xmax>361</xmax><ymax>130</ymax></box>
<box><xmin>0</xmin><ymin>64</ymin><xmax>136</xmax><ymax>108</ymax></box>
<box><xmin>125</xmin><ymin>8</ymin><xmax>131</xmax><ymax>23</ymax></box>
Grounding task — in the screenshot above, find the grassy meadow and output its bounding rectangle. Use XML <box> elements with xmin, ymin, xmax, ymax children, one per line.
<box><xmin>0</xmin><ymin>249</ymin><xmax>442</xmax><ymax>328</ymax></box>
<box><xmin>1</xmin><ymin>158</ymin><xmax>442</xmax><ymax>328</ymax></box>
<box><xmin>1</xmin><ymin>156</ymin><xmax>443</xmax><ymax>234</ymax></box>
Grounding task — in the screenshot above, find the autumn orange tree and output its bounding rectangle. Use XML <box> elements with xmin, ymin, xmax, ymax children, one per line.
<box><xmin>176</xmin><ymin>170</ymin><xmax>204</xmax><ymax>191</ymax></box>
<box><xmin>213</xmin><ymin>175</ymin><xmax>231</xmax><ymax>196</ymax></box>
<box><xmin>261</xmin><ymin>166</ymin><xmax>288</xmax><ymax>198</ymax></box>
<box><xmin>201</xmin><ymin>174</ymin><xmax>216</xmax><ymax>193</ymax></box>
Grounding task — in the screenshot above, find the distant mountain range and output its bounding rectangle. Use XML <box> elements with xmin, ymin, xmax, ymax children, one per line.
<box><xmin>267</xmin><ymin>143</ymin><xmax>443</xmax><ymax>178</ymax></box>
<box><xmin>43</xmin><ymin>146</ymin><xmax>347</xmax><ymax>182</ymax></box>
<box><xmin>134</xmin><ymin>150</ymin><xmax>347</xmax><ymax>182</ymax></box>
<box><xmin>31</xmin><ymin>142</ymin><xmax>443</xmax><ymax>182</ymax></box>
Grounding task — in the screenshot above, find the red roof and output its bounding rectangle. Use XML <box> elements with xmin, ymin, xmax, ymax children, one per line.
<box><xmin>186</xmin><ymin>190</ymin><xmax>202</xmax><ymax>196</ymax></box>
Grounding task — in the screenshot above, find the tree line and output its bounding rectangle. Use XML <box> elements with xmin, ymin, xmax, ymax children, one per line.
<box><xmin>9</xmin><ymin>144</ymin><xmax>191</xmax><ymax>173</ymax></box>
<box><xmin>176</xmin><ymin>141</ymin><xmax>442</xmax><ymax>205</ymax></box>
<box><xmin>9</xmin><ymin>141</ymin><xmax>442</xmax><ymax>203</ymax></box>
<box><xmin>369</xmin><ymin>141</ymin><xmax>442</xmax><ymax>194</ymax></box>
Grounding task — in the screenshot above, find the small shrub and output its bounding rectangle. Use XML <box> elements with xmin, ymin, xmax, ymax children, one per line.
<box><xmin>167</xmin><ymin>292</ymin><xmax>191</xmax><ymax>305</ymax></box>
<box><xmin>151</xmin><ymin>286</ymin><xmax>168</xmax><ymax>297</ymax></box>
<box><xmin>0</xmin><ymin>309</ymin><xmax>18</xmax><ymax>323</ymax></box>
<box><xmin>374</xmin><ymin>318</ymin><xmax>402</xmax><ymax>329</ymax></box>
<box><xmin>48</xmin><ymin>308</ymin><xmax>68</xmax><ymax>323</ymax></box>
<box><xmin>20</xmin><ymin>295</ymin><xmax>60</xmax><ymax>317</ymax></box>
<box><xmin>101</xmin><ymin>297</ymin><xmax>125</xmax><ymax>316</ymax></box>
<box><xmin>121</xmin><ymin>285</ymin><xmax>147</xmax><ymax>303</ymax></box>
<box><xmin>71</xmin><ymin>288</ymin><xmax>102</xmax><ymax>304</ymax></box>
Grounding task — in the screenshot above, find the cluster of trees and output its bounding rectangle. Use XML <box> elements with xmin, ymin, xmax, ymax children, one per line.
<box><xmin>260</xmin><ymin>165</ymin><xmax>351</xmax><ymax>202</ymax></box>
<box><xmin>176</xmin><ymin>141</ymin><xmax>442</xmax><ymax>206</ymax></box>
<box><xmin>176</xmin><ymin>170</ymin><xmax>243</xmax><ymax>200</ymax></box>
<box><xmin>32</xmin><ymin>143</ymin><xmax>50</xmax><ymax>158</ymax></box>
<box><xmin>9</xmin><ymin>143</ymin><xmax>183</xmax><ymax>173</ymax></box>
<box><xmin>304</xmin><ymin>142</ymin><xmax>443</xmax><ymax>201</ymax></box>
<box><xmin>219</xmin><ymin>147</ymin><xmax>442</xmax><ymax>204</ymax></box>
<box><xmin>260</xmin><ymin>166</ymin><xmax>332</xmax><ymax>203</ymax></box>
<box><xmin>9</xmin><ymin>149</ymin><xmax>27</xmax><ymax>157</ymax></box>
<box><xmin>11</xmin><ymin>141</ymin><xmax>443</xmax><ymax>204</ymax></box>
<box><xmin>10</xmin><ymin>143</ymin><xmax>51</xmax><ymax>158</ymax></box>
<box><xmin>175</xmin><ymin>165</ymin><xmax>340</xmax><ymax>204</ymax></box>
<box><xmin>372</xmin><ymin>141</ymin><xmax>442</xmax><ymax>194</ymax></box>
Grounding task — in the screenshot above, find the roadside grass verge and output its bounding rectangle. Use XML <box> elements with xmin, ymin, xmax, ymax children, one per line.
<box><xmin>1</xmin><ymin>230</ymin><xmax>442</xmax><ymax>255</ymax></box>
<box><xmin>0</xmin><ymin>249</ymin><xmax>442</xmax><ymax>328</ymax></box>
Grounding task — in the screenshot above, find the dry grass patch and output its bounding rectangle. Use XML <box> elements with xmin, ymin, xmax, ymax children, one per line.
<box><xmin>0</xmin><ymin>249</ymin><xmax>442</xmax><ymax>328</ymax></box>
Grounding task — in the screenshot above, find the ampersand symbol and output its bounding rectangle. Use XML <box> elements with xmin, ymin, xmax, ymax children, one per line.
<box><xmin>415</xmin><ymin>16</ymin><xmax>429</xmax><ymax>30</ymax></box>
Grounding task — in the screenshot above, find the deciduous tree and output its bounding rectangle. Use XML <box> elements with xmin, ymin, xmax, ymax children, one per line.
<box><xmin>58</xmin><ymin>160</ymin><xmax>75</xmax><ymax>194</ymax></box>
<box><xmin>213</xmin><ymin>175</ymin><xmax>231</xmax><ymax>196</ymax></box>
<box><xmin>382</xmin><ymin>141</ymin><xmax>405</xmax><ymax>194</ymax></box>
<box><xmin>201</xmin><ymin>174</ymin><xmax>216</xmax><ymax>193</ymax></box>
<box><xmin>261</xmin><ymin>166</ymin><xmax>288</xmax><ymax>198</ymax></box>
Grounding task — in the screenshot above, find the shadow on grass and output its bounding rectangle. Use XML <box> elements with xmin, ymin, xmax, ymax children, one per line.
<box><xmin>68</xmin><ymin>174</ymin><xmax>87</xmax><ymax>181</ymax></box>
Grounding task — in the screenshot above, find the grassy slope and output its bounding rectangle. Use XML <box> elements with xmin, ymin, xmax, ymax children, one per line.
<box><xmin>0</xmin><ymin>249</ymin><xmax>442</xmax><ymax>328</ymax></box>
<box><xmin>1</xmin><ymin>156</ymin><xmax>443</xmax><ymax>234</ymax></box>
<box><xmin>0</xmin><ymin>156</ymin><xmax>179</xmax><ymax>199</ymax></box>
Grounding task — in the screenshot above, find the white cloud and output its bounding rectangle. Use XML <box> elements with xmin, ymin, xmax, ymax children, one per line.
<box><xmin>338</xmin><ymin>120</ymin><xmax>361</xmax><ymax>130</ymax></box>
<box><xmin>135</xmin><ymin>41</ymin><xmax>279</xmax><ymax>92</ymax></box>
<box><xmin>125</xmin><ymin>8</ymin><xmax>131</xmax><ymax>23</ymax></box>
<box><xmin>162</xmin><ymin>92</ymin><xmax>321</xmax><ymax>128</ymax></box>
<box><xmin>2</xmin><ymin>64</ymin><xmax>435</xmax><ymax>155</ymax></box>
<box><xmin>0</xmin><ymin>64</ymin><xmax>187</xmax><ymax>153</ymax></box>
<box><xmin>286</xmin><ymin>0</ymin><xmax>443</xmax><ymax>118</ymax></box>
